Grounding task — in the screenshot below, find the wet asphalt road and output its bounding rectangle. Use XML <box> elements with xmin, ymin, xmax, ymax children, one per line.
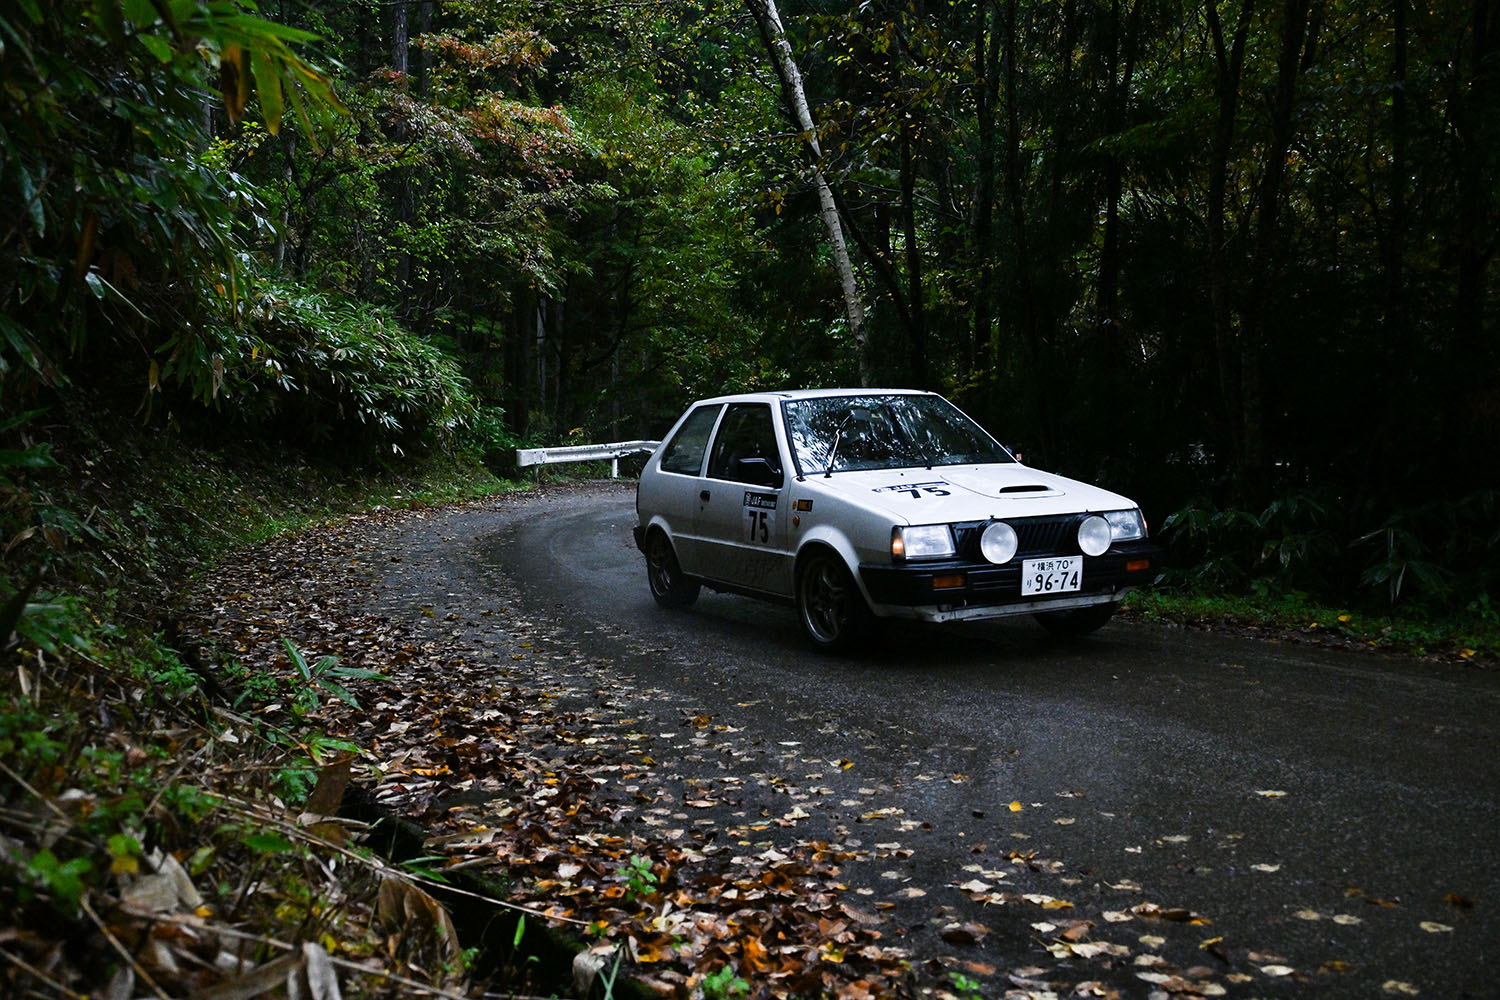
<box><xmin>480</xmin><ymin>486</ymin><xmax>1499</xmax><ymax>998</ymax></box>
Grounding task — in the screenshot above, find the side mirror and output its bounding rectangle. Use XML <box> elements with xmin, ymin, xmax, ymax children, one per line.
<box><xmin>736</xmin><ymin>457</ymin><xmax>783</xmax><ymax>489</ymax></box>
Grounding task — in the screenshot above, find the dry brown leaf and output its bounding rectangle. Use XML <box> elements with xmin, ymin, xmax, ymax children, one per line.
<box><xmin>375</xmin><ymin>876</ymin><xmax>461</xmax><ymax>963</ymax></box>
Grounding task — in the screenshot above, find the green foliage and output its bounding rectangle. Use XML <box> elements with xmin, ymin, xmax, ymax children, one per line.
<box><xmin>0</xmin><ymin>0</ymin><xmax>341</xmax><ymax>401</ymax></box>
<box><xmin>1161</xmin><ymin>488</ymin><xmax>1499</xmax><ymax>615</ymax></box>
<box><xmin>621</xmin><ymin>853</ymin><xmax>658</xmax><ymax>901</ymax></box>
<box><xmin>238</xmin><ymin>284</ymin><xmax>480</xmax><ymax>452</ymax></box>
<box><xmin>0</xmin><ymin>699</ymin><xmax>67</xmax><ymax>773</ymax></box>
<box><xmin>701</xmin><ymin>964</ymin><xmax>750</xmax><ymax>1000</ymax></box>
<box><xmin>16</xmin><ymin>850</ymin><xmax>95</xmax><ymax>914</ymax></box>
<box><xmin>280</xmin><ymin>637</ymin><xmax>387</xmax><ymax>715</ymax></box>
<box><xmin>947</xmin><ymin>972</ymin><xmax>984</xmax><ymax>1000</ymax></box>
<box><xmin>1161</xmin><ymin>491</ymin><xmax>1342</xmax><ymax>597</ymax></box>
<box><xmin>1128</xmin><ymin>589</ymin><xmax>1499</xmax><ymax>663</ymax></box>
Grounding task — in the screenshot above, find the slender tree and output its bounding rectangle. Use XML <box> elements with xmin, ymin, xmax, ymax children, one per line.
<box><xmin>745</xmin><ymin>0</ymin><xmax>875</xmax><ymax>387</ymax></box>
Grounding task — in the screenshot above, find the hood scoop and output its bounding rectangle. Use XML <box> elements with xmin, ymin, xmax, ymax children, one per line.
<box><xmin>1000</xmin><ymin>484</ymin><xmax>1051</xmax><ymax>493</ymax></box>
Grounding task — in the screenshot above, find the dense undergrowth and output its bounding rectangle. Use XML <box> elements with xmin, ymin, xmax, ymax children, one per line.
<box><xmin>0</xmin><ymin>398</ymin><xmax>531</xmax><ymax>998</ymax></box>
<box><xmin>1134</xmin><ymin>490</ymin><xmax>1500</xmax><ymax>664</ymax></box>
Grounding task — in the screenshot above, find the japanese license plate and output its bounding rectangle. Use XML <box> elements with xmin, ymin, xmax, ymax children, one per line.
<box><xmin>1022</xmin><ymin>556</ymin><xmax>1081</xmax><ymax>596</ymax></box>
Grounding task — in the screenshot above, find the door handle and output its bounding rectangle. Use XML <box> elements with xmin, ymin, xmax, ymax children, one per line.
<box><xmin>699</xmin><ymin>490</ymin><xmax>711</xmax><ymax>502</ymax></box>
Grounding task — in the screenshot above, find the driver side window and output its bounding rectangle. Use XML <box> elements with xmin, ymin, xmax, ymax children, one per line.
<box><xmin>660</xmin><ymin>404</ymin><xmax>721</xmax><ymax>475</ymax></box>
<box><xmin>706</xmin><ymin>404</ymin><xmax>782</xmax><ymax>486</ymax></box>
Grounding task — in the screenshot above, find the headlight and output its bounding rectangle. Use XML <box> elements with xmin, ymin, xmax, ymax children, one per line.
<box><xmin>1077</xmin><ymin>515</ymin><xmax>1112</xmax><ymax>556</ymax></box>
<box><xmin>1103</xmin><ymin>508</ymin><xmax>1147</xmax><ymax>541</ymax></box>
<box><xmin>979</xmin><ymin>521</ymin><xmax>1018</xmax><ymax>564</ymax></box>
<box><xmin>891</xmin><ymin>524</ymin><xmax>955</xmax><ymax>560</ymax></box>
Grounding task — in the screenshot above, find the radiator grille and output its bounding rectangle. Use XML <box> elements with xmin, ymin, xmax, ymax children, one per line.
<box><xmin>952</xmin><ymin>514</ymin><xmax>1083</xmax><ymax>560</ymax></box>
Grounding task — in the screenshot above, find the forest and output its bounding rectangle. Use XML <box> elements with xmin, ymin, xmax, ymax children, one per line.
<box><xmin>3</xmin><ymin>0</ymin><xmax>1499</xmax><ymax>616</ymax></box>
<box><xmin>2</xmin><ymin>3</ymin><xmax>1498</xmax><ymax>997</ymax></box>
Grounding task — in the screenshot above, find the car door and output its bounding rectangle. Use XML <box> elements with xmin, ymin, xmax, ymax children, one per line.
<box><xmin>647</xmin><ymin>402</ymin><xmax>724</xmax><ymax>574</ymax></box>
<box><xmin>695</xmin><ymin>402</ymin><xmax>792</xmax><ymax>595</ymax></box>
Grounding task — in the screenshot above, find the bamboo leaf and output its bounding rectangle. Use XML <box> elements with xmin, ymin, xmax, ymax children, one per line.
<box><xmin>250</xmin><ymin>51</ymin><xmax>283</xmax><ymax>134</ymax></box>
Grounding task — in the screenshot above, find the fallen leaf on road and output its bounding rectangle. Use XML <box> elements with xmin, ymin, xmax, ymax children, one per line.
<box><xmin>940</xmin><ymin>921</ymin><xmax>989</xmax><ymax>944</ymax></box>
<box><xmin>1419</xmin><ymin>921</ymin><xmax>1453</xmax><ymax>933</ymax></box>
<box><xmin>1059</xmin><ymin>921</ymin><xmax>1093</xmax><ymax>942</ymax></box>
<box><xmin>1255</xmin><ymin>789</ymin><xmax>1288</xmax><ymax>798</ymax></box>
<box><xmin>1023</xmin><ymin>894</ymin><xmax>1073</xmax><ymax>910</ymax></box>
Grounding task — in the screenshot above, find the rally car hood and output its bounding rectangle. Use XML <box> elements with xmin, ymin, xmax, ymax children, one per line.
<box><xmin>804</xmin><ymin>464</ymin><xmax>1138</xmax><ymax>524</ymax></box>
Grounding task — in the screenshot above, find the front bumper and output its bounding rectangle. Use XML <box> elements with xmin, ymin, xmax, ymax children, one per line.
<box><xmin>859</xmin><ymin>539</ymin><xmax>1161</xmax><ymax>622</ymax></box>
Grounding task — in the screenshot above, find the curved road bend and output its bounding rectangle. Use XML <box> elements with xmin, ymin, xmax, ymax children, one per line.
<box><xmin>370</xmin><ymin>486</ymin><xmax>1499</xmax><ymax>998</ymax></box>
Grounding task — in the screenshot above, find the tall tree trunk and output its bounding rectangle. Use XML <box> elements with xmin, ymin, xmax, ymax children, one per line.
<box><xmin>1384</xmin><ymin>0</ymin><xmax>1407</xmax><ymax>333</ymax></box>
<box><xmin>1453</xmin><ymin>1</ymin><xmax>1497</xmax><ymax>357</ymax></box>
<box><xmin>971</xmin><ymin>0</ymin><xmax>1000</xmax><ymax>368</ymax></box>
<box><xmin>1447</xmin><ymin>0</ymin><xmax>1498</xmax><ymax>466</ymax></box>
<box><xmin>745</xmin><ymin>0</ymin><xmax>876</xmax><ymax>387</ymax></box>
<box><xmin>391</xmin><ymin>0</ymin><xmax>413</xmax><ymax>313</ymax></box>
<box><xmin>1098</xmin><ymin>0</ymin><xmax>1141</xmax><ymax>345</ymax></box>
<box><xmin>900</xmin><ymin>118</ymin><xmax>929</xmax><ymax>387</ymax></box>
<box><xmin>391</xmin><ymin>1</ymin><xmax>409</xmax><ymax>75</ymax></box>
<box><xmin>417</xmin><ymin>1</ymin><xmax>433</xmax><ymax>94</ymax></box>
<box><xmin>1001</xmin><ymin>0</ymin><xmax>1036</xmax><ymax>370</ymax></box>
<box><xmin>506</xmin><ymin>285</ymin><xmax>535</xmax><ymax>438</ymax></box>
<box><xmin>1240</xmin><ymin>0</ymin><xmax>1315</xmax><ymax>496</ymax></box>
<box><xmin>1204</xmin><ymin>0</ymin><xmax>1255</xmax><ymax>495</ymax></box>
<box><xmin>273</xmin><ymin>129</ymin><xmax>296</xmax><ymax>272</ymax></box>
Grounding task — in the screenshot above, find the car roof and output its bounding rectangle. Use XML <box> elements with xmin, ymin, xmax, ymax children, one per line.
<box><xmin>691</xmin><ymin>388</ymin><xmax>939</xmax><ymax>406</ymax></box>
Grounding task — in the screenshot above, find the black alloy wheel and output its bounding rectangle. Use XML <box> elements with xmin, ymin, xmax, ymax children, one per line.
<box><xmin>797</xmin><ymin>549</ymin><xmax>874</xmax><ymax>652</ymax></box>
<box><xmin>646</xmin><ymin>530</ymin><xmax>700</xmax><ymax>608</ymax></box>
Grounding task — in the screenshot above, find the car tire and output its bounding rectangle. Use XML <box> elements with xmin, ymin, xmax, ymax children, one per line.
<box><xmin>645</xmin><ymin>530</ymin><xmax>700</xmax><ymax>608</ymax></box>
<box><xmin>1034</xmin><ymin>602</ymin><xmax>1117</xmax><ymax>637</ymax></box>
<box><xmin>797</xmin><ymin>549</ymin><xmax>874</xmax><ymax>652</ymax></box>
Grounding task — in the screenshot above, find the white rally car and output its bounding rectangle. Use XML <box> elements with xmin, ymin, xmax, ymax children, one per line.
<box><xmin>633</xmin><ymin>389</ymin><xmax>1160</xmax><ymax>651</ymax></box>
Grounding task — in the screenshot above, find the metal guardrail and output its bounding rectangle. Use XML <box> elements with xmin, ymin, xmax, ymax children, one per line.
<box><xmin>515</xmin><ymin>440</ymin><xmax>661</xmax><ymax>478</ymax></box>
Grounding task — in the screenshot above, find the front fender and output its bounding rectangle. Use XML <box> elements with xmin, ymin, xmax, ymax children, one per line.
<box><xmin>794</xmin><ymin>524</ymin><xmax>879</xmax><ymax>606</ymax></box>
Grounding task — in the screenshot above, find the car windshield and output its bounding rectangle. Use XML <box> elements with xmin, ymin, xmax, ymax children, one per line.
<box><xmin>782</xmin><ymin>394</ymin><xmax>1013</xmax><ymax>475</ymax></box>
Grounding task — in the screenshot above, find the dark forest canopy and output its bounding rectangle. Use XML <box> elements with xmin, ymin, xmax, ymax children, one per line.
<box><xmin>1</xmin><ymin>0</ymin><xmax>1496</xmax><ymax>607</ymax></box>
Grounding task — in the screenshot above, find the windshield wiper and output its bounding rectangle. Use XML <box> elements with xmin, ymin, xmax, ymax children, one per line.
<box><xmin>823</xmin><ymin>406</ymin><xmax>871</xmax><ymax>477</ymax></box>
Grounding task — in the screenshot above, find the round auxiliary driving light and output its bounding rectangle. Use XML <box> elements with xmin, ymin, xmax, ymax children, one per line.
<box><xmin>1077</xmin><ymin>515</ymin><xmax>1111</xmax><ymax>557</ymax></box>
<box><xmin>980</xmin><ymin>521</ymin><xmax>1019</xmax><ymax>564</ymax></box>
